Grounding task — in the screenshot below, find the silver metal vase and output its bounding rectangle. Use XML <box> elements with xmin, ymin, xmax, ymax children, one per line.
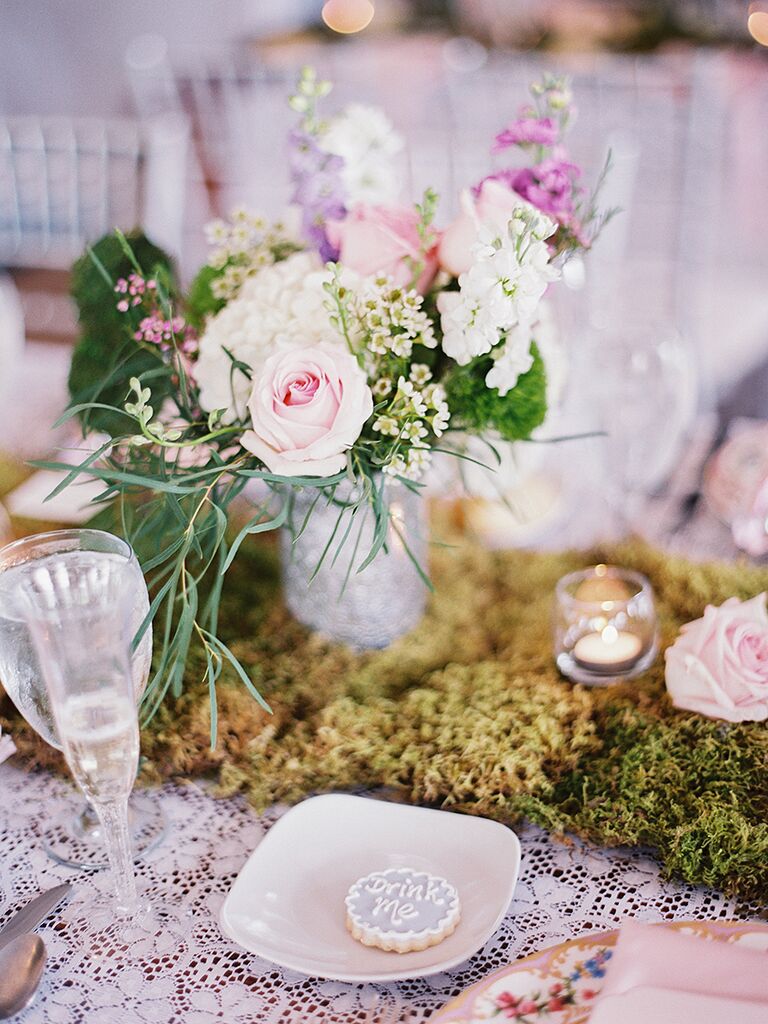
<box><xmin>280</xmin><ymin>480</ymin><xmax>428</xmax><ymax>649</ymax></box>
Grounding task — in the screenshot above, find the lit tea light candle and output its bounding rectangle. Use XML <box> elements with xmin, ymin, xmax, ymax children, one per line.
<box><xmin>572</xmin><ymin>625</ymin><xmax>643</xmax><ymax>673</ymax></box>
<box><xmin>554</xmin><ymin>565</ymin><xmax>658</xmax><ymax>685</ymax></box>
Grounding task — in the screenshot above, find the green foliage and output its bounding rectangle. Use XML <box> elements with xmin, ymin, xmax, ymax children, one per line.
<box><xmin>445</xmin><ymin>342</ymin><xmax>548</xmax><ymax>441</ymax></box>
<box><xmin>68</xmin><ymin>232</ymin><xmax>177</xmax><ymax>436</ymax></box>
<box><xmin>185</xmin><ymin>264</ymin><xmax>226</xmax><ymax>332</ymax></box>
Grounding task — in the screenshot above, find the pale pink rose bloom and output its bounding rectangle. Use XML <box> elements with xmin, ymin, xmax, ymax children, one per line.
<box><xmin>241</xmin><ymin>343</ymin><xmax>373</xmax><ymax>478</ymax></box>
<box><xmin>326</xmin><ymin>203</ymin><xmax>439</xmax><ymax>294</ymax></box>
<box><xmin>664</xmin><ymin>593</ymin><xmax>768</xmax><ymax>721</ymax></box>
<box><xmin>731</xmin><ymin>477</ymin><xmax>768</xmax><ymax>557</ymax></box>
<box><xmin>438</xmin><ymin>179</ymin><xmax>527</xmax><ymax>277</ymax></box>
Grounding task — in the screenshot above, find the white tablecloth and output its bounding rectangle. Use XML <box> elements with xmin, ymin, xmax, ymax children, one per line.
<box><xmin>0</xmin><ymin>763</ymin><xmax>759</xmax><ymax>1024</ymax></box>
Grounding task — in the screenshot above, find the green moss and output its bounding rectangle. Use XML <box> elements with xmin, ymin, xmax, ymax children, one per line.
<box><xmin>445</xmin><ymin>342</ymin><xmax>547</xmax><ymax>441</ymax></box>
<box><xmin>5</xmin><ymin>530</ymin><xmax>768</xmax><ymax>900</ymax></box>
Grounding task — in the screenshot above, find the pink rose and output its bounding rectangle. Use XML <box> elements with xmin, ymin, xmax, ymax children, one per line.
<box><xmin>664</xmin><ymin>594</ymin><xmax>768</xmax><ymax>722</ymax></box>
<box><xmin>326</xmin><ymin>203</ymin><xmax>439</xmax><ymax>293</ymax></box>
<box><xmin>241</xmin><ymin>343</ymin><xmax>373</xmax><ymax>478</ymax></box>
<box><xmin>731</xmin><ymin>477</ymin><xmax>768</xmax><ymax>557</ymax></box>
<box><xmin>438</xmin><ymin>179</ymin><xmax>527</xmax><ymax>277</ymax></box>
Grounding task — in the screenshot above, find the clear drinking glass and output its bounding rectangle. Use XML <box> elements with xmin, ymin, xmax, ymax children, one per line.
<box><xmin>19</xmin><ymin>546</ymin><xmax>151</xmax><ymax>933</ymax></box>
<box><xmin>0</xmin><ymin>529</ymin><xmax>165</xmax><ymax>866</ymax></box>
<box><xmin>590</xmin><ymin>321</ymin><xmax>698</xmax><ymax>532</ymax></box>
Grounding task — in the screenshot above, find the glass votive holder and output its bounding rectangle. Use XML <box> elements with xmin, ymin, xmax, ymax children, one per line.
<box><xmin>553</xmin><ymin>564</ymin><xmax>659</xmax><ymax>686</ymax></box>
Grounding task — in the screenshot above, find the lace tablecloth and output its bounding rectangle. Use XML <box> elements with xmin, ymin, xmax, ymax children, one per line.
<box><xmin>0</xmin><ymin>763</ymin><xmax>761</xmax><ymax>1024</ymax></box>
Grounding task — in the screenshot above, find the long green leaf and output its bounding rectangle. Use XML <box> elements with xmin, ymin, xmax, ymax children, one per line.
<box><xmin>220</xmin><ymin>500</ymin><xmax>288</xmax><ymax>575</ymax></box>
<box><xmin>204</xmin><ymin>632</ymin><xmax>271</xmax><ymax>714</ymax></box>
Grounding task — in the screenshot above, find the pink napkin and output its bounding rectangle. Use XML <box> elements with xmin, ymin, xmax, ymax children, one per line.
<box><xmin>588</xmin><ymin>921</ymin><xmax>768</xmax><ymax>1023</ymax></box>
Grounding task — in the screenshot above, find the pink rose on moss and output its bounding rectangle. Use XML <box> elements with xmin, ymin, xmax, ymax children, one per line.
<box><xmin>731</xmin><ymin>477</ymin><xmax>768</xmax><ymax>557</ymax></box>
<box><xmin>326</xmin><ymin>203</ymin><xmax>439</xmax><ymax>293</ymax></box>
<box><xmin>438</xmin><ymin>179</ymin><xmax>538</xmax><ymax>277</ymax></box>
<box><xmin>241</xmin><ymin>343</ymin><xmax>373</xmax><ymax>478</ymax></box>
<box><xmin>664</xmin><ymin>594</ymin><xmax>768</xmax><ymax>721</ymax></box>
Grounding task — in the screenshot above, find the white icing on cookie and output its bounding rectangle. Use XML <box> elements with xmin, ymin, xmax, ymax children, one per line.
<box><xmin>345</xmin><ymin>867</ymin><xmax>460</xmax><ymax>953</ymax></box>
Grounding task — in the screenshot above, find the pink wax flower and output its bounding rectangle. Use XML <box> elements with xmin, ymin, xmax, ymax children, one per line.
<box><xmin>493</xmin><ymin>116</ymin><xmax>559</xmax><ymax>152</ymax></box>
<box><xmin>665</xmin><ymin>594</ymin><xmax>768</xmax><ymax>722</ymax></box>
<box><xmin>241</xmin><ymin>343</ymin><xmax>373</xmax><ymax>478</ymax></box>
<box><xmin>326</xmin><ymin>203</ymin><xmax>439</xmax><ymax>294</ymax></box>
<box><xmin>114</xmin><ymin>273</ymin><xmax>156</xmax><ymax>311</ymax></box>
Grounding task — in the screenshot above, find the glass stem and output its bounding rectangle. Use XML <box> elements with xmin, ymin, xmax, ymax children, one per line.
<box><xmin>94</xmin><ymin>797</ymin><xmax>138</xmax><ymax>918</ymax></box>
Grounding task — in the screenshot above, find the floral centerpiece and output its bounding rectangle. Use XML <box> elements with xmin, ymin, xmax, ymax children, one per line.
<box><xmin>57</xmin><ymin>69</ymin><xmax>610</xmax><ymax>728</ymax></box>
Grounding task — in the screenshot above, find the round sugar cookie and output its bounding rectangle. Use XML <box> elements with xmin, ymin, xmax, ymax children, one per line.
<box><xmin>345</xmin><ymin>867</ymin><xmax>460</xmax><ymax>953</ymax></box>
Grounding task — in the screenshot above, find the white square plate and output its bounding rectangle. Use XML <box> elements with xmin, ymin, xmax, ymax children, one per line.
<box><xmin>220</xmin><ymin>794</ymin><xmax>521</xmax><ymax>982</ymax></box>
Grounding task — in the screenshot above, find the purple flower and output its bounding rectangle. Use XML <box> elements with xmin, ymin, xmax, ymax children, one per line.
<box><xmin>482</xmin><ymin>157</ymin><xmax>587</xmax><ymax>243</ymax></box>
<box><xmin>288</xmin><ymin>127</ymin><xmax>347</xmax><ymax>260</ymax></box>
<box><xmin>302</xmin><ymin>212</ymin><xmax>340</xmax><ymax>262</ymax></box>
<box><xmin>287</xmin><ymin>129</ymin><xmax>324</xmax><ymax>174</ymax></box>
<box><xmin>291</xmin><ymin>163</ymin><xmax>345</xmax><ymax>209</ymax></box>
<box><xmin>493</xmin><ymin>116</ymin><xmax>559</xmax><ymax>153</ymax></box>
<box><xmin>510</xmin><ymin>158</ymin><xmax>581</xmax><ymax>219</ymax></box>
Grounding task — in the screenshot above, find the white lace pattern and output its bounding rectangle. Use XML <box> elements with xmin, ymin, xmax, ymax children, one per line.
<box><xmin>0</xmin><ymin>764</ymin><xmax>759</xmax><ymax>1024</ymax></box>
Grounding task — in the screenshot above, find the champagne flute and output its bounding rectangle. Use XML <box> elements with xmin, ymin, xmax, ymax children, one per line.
<box><xmin>20</xmin><ymin>548</ymin><xmax>153</xmax><ymax>936</ymax></box>
<box><xmin>0</xmin><ymin>529</ymin><xmax>165</xmax><ymax>866</ymax></box>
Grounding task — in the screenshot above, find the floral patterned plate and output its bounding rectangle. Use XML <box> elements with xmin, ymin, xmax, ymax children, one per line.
<box><xmin>432</xmin><ymin>920</ymin><xmax>768</xmax><ymax>1023</ymax></box>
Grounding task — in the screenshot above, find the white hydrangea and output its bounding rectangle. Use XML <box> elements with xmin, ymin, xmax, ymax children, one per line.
<box><xmin>438</xmin><ymin>206</ymin><xmax>560</xmax><ymax>367</ymax></box>
<box><xmin>195</xmin><ymin>252</ymin><xmax>357</xmax><ymax>422</ymax></box>
<box><xmin>320</xmin><ymin>103</ymin><xmax>403</xmax><ymax>205</ymax></box>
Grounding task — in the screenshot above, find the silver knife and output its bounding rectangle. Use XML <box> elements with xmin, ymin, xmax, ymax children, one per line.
<box><xmin>0</xmin><ymin>883</ymin><xmax>71</xmax><ymax>950</ymax></box>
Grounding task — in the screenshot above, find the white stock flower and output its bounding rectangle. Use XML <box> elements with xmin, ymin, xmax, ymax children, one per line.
<box><xmin>438</xmin><ymin>209</ymin><xmax>559</xmax><ymax>367</ymax></box>
<box><xmin>484</xmin><ymin>322</ymin><xmax>536</xmax><ymax>396</ymax></box>
<box><xmin>195</xmin><ymin>252</ymin><xmax>358</xmax><ymax>422</ymax></box>
<box><xmin>320</xmin><ymin>103</ymin><xmax>403</xmax><ymax>205</ymax></box>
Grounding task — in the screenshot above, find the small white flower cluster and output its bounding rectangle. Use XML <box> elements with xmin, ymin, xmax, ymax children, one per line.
<box><xmin>438</xmin><ymin>204</ymin><xmax>560</xmax><ymax>395</ymax></box>
<box><xmin>373</xmin><ymin>370</ymin><xmax>451</xmax><ymax>482</ymax></box>
<box><xmin>356</xmin><ymin>276</ymin><xmax>436</xmax><ymax>360</ymax></box>
<box><xmin>204</xmin><ymin>208</ymin><xmax>296</xmax><ymax>302</ymax></box>
<box><xmin>320</xmin><ymin>104</ymin><xmax>403</xmax><ymax>205</ymax></box>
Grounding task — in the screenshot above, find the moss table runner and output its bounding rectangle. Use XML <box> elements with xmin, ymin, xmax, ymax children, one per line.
<box><xmin>4</xmin><ymin>530</ymin><xmax>768</xmax><ymax>902</ymax></box>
